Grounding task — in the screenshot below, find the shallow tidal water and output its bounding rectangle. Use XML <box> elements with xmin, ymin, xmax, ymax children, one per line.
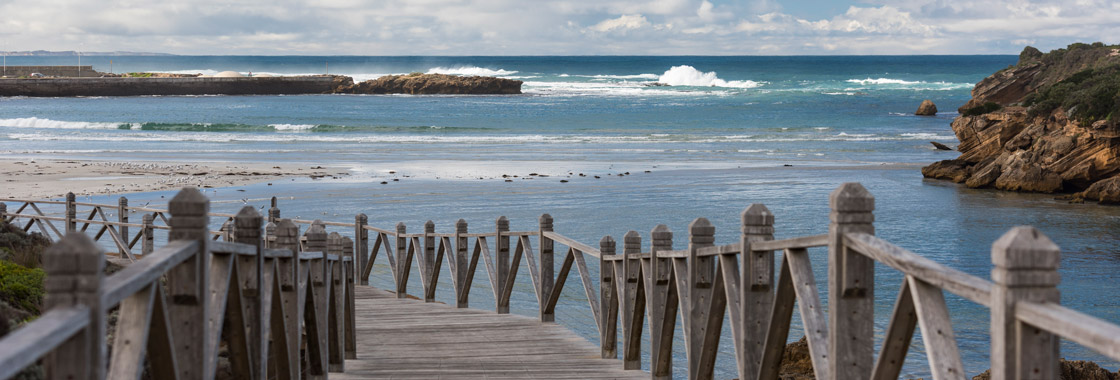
<box><xmin>3</xmin><ymin>55</ymin><xmax>1120</xmax><ymax>378</ymax></box>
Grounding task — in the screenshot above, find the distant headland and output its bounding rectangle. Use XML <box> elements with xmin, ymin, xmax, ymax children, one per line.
<box><xmin>0</xmin><ymin>67</ymin><xmax>522</xmax><ymax>96</ymax></box>
<box><xmin>923</xmin><ymin>42</ymin><xmax>1120</xmax><ymax>204</ymax></box>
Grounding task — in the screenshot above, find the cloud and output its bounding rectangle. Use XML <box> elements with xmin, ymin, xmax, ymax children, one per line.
<box><xmin>588</xmin><ymin>14</ymin><xmax>651</xmax><ymax>33</ymax></box>
<box><xmin>0</xmin><ymin>0</ymin><xmax>1114</xmax><ymax>55</ymax></box>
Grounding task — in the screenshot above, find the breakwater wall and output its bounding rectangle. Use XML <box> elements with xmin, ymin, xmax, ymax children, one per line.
<box><xmin>0</xmin><ymin>76</ymin><xmax>339</xmax><ymax>96</ymax></box>
<box><xmin>0</xmin><ymin>65</ymin><xmax>101</xmax><ymax>77</ymax></box>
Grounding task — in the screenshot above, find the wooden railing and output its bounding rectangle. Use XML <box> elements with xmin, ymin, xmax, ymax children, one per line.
<box><xmin>4</xmin><ymin>183</ymin><xmax>1120</xmax><ymax>379</ymax></box>
<box><xmin>0</xmin><ymin>189</ymin><xmax>356</xmax><ymax>380</ymax></box>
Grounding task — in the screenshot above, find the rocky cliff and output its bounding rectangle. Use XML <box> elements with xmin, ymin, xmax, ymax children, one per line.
<box><xmin>922</xmin><ymin>43</ymin><xmax>1120</xmax><ymax>204</ymax></box>
<box><xmin>333</xmin><ymin>73</ymin><xmax>522</xmax><ymax>95</ymax></box>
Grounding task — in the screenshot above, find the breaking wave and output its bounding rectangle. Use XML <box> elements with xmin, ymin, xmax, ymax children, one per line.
<box><xmin>426</xmin><ymin>66</ymin><xmax>518</xmax><ymax>76</ymax></box>
<box><xmin>657</xmin><ymin>65</ymin><xmax>763</xmax><ymax>88</ymax></box>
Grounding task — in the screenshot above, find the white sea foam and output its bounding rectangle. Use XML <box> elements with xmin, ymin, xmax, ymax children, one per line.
<box><xmin>657</xmin><ymin>65</ymin><xmax>763</xmax><ymax>88</ymax></box>
<box><xmin>578</xmin><ymin>73</ymin><xmax>660</xmax><ymax>80</ymax></box>
<box><xmin>426</xmin><ymin>66</ymin><xmax>518</xmax><ymax>76</ymax></box>
<box><xmin>0</xmin><ymin>117</ymin><xmax>137</xmax><ymax>130</ymax></box>
<box><xmin>269</xmin><ymin>124</ymin><xmax>317</xmax><ymax>131</ymax></box>
<box><xmin>846</xmin><ymin>78</ymin><xmax>921</xmax><ymax>85</ymax></box>
<box><xmin>522</xmin><ymin>81</ymin><xmax>733</xmax><ymax>97</ymax></box>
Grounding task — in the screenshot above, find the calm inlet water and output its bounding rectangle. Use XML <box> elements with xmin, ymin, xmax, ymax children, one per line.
<box><xmin>3</xmin><ymin>55</ymin><xmax>1119</xmax><ymax>378</ymax></box>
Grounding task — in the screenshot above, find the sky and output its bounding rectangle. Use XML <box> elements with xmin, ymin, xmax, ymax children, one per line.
<box><xmin>0</xmin><ymin>0</ymin><xmax>1117</xmax><ymax>55</ymax></box>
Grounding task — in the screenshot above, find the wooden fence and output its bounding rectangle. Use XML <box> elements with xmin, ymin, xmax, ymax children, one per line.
<box><xmin>0</xmin><ymin>188</ymin><xmax>356</xmax><ymax>380</ymax></box>
<box><xmin>3</xmin><ymin>183</ymin><xmax>1120</xmax><ymax>379</ymax></box>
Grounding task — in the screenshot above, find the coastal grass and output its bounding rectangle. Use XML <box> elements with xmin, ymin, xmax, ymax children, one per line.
<box><xmin>962</xmin><ymin>102</ymin><xmax>1002</xmax><ymax>116</ymax></box>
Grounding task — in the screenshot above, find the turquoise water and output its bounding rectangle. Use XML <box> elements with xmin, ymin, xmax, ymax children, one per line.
<box><xmin>3</xmin><ymin>55</ymin><xmax>1119</xmax><ymax>378</ymax></box>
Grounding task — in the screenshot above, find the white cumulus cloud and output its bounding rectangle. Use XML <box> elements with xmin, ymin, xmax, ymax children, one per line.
<box><xmin>588</xmin><ymin>14</ymin><xmax>651</xmax><ymax>32</ymax></box>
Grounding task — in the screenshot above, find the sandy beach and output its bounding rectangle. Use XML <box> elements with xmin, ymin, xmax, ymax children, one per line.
<box><xmin>0</xmin><ymin>158</ymin><xmax>349</xmax><ymax>200</ymax></box>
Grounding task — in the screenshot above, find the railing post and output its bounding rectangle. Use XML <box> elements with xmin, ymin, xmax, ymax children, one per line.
<box><xmin>423</xmin><ymin>220</ymin><xmax>436</xmax><ymax>302</ymax></box>
<box><xmin>326</xmin><ymin>231</ymin><xmax>345</xmax><ymax>372</ymax></box>
<box><xmin>741</xmin><ymin>203</ymin><xmax>775</xmax><ymax>378</ymax></box>
<box><xmin>44</xmin><ymin>233</ymin><xmax>105</xmax><ymax>380</ymax></box>
<box><xmin>65</xmin><ymin>192</ymin><xmax>76</xmax><ymax>232</ymax></box>
<box><xmin>495</xmin><ymin>216</ymin><xmax>510</xmax><ymax>314</ymax></box>
<box><xmin>991</xmin><ymin>227</ymin><xmax>1061</xmax><ymax>380</ymax></box>
<box><xmin>686</xmin><ymin>218</ymin><xmax>716</xmax><ymax>379</ymax></box>
<box><xmin>167</xmin><ymin>187</ymin><xmax>211</xmax><ymax>379</ymax></box>
<box><xmin>221</xmin><ymin>220</ymin><xmax>233</xmax><ymax>242</ymax></box>
<box><xmin>599</xmin><ymin>235</ymin><xmax>618</xmax><ymax>359</ymax></box>
<box><xmin>828</xmin><ymin>183</ymin><xmax>875</xmax><ymax>380</ymax></box>
<box><xmin>342</xmin><ymin>236</ymin><xmax>357</xmax><ymax>360</ymax></box>
<box><xmin>621</xmin><ymin>230</ymin><xmax>644</xmax><ymax>370</ymax></box>
<box><xmin>273</xmin><ymin>219</ymin><xmax>301</xmax><ymax>380</ymax></box>
<box><xmin>233</xmin><ymin>206</ymin><xmax>264</xmax><ymax>379</ymax></box>
<box><xmin>304</xmin><ymin>221</ymin><xmax>329</xmax><ymax>377</ymax></box>
<box><xmin>355</xmin><ymin>213</ymin><xmax>368</xmax><ymax>285</ymax></box>
<box><xmin>395</xmin><ymin>222</ymin><xmax>408</xmax><ymax>299</ymax></box>
<box><xmin>142</xmin><ymin>213</ymin><xmax>154</xmax><ymax>256</ymax></box>
<box><xmin>118</xmin><ymin>196</ymin><xmax>128</xmax><ymax>254</ymax></box>
<box><xmin>455</xmin><ymin>219</ymin><xmax>469</xmax><ymax>308</ymax></box>
<box><xmin>539</xmin><ymin>213</ymin><xmax>554</xmax><ymax>321</ymax></box>
<box><xmin>649</xmin><ymin>224</ymin><xmax>676</xmax><ymax>380</ymax></box>
<box><xmin>269</xmin><ymin>197</ymin><xmax>279</xmax><ymax>223</ymax></box>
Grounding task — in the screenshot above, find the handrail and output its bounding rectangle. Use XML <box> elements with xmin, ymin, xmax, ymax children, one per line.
<box><xmin>542</xmin><ymin>231</ymin><xmax>601</xmax><ymax>258</ymax></box>
<box><xmin>102</xmin><ymin>240</ymin><xmax>199</xmax><ymax>307</ymax></box>
<box><xmin>0</xmin><ymin>306</ymin><xmax>89</xmax><ymax>380</ymax></box>
<box><xmin>1017</xmin><ymin>302</ymin><xmax>1120</xmax><ymax>361</ymax></box>
<box><xmin>751</xmin><ymin>234</ymin><xmax>828</xmax><ymax>251</ymax></box>
<box><xmin>843</xmin><ymin>232</ymin><xmax>992</xmax><ymax>306</ymax></box>
<box><xmin>209</xmin><ymin>240</ymin><xmax>257</xmax><ymax>256</ymax></box>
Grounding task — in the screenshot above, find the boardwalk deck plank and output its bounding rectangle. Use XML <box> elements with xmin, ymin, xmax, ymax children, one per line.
<box><xmin>333</xmin><ymin>286</ymin><xmax>648</xmax><ymax>379</ymax></box>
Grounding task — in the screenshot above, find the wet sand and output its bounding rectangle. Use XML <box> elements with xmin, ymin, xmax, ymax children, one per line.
<box><xmin>0</xmin><ymin>158</ymin><xmax>349</xmax><ymax>200</ymax></box>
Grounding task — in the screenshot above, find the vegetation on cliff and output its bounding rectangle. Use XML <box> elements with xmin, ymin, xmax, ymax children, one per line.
<box><xmin>923</xmin><ymin>42</ymin><xmax>1120</xmax><ymax>204</ymax></box>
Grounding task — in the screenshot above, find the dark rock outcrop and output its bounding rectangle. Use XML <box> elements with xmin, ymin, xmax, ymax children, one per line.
<box><xmin>922</xmin><ymin>43</ymin><xmax>1120</xmax><ymax>204</ymax></box>
<box><xmin>931</xmin><ymin>141</ymin><xmax>953</xmax><ymax>151</ymax></box>
<box><xmin>916</xmin><ymin>100</ymin><xmax>938</xmax><ymax>115</ymax></box>
<box><xmin>334</xmin><ymin>73</ymin><xmax>522</xmax><ymax>95</ymax></box>
<box><xmin>972</xmin><ymin>359</ymin><xmax>1120</xmax><ymax>380</ymax></box>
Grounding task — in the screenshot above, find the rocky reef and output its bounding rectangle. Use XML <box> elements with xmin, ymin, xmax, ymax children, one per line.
<box><xmin>333</xmin><ymin>73</ymin><xmax>522</xmax><ymax>95</ymax></box>
<box><xmin>922</xmin><ymin>43</ymin><xmax>1120</xmax><ymax>204</ymax></box>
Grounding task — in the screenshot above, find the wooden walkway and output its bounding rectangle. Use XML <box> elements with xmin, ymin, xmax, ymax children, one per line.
<box><xmin>334</xmin><ymin>286</ymin><xmax>648</xmax><ymax>379</ymax></box>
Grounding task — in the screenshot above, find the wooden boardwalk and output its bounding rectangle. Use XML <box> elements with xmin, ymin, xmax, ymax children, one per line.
<box><xmin>334</xmin><ymin>286</ymin><xmax>648</xmax><ymax>379</ymax></box>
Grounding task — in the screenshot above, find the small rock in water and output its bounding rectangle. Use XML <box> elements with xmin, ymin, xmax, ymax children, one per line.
<box><xmin>504</xmin><ymin>179</ymin><xmax>513</xmax><ymax>182</ymax></box>
<box><xmin>393</xmin><ymin>178</ymin><xmax>399</xmax><ymax>182</ymax></box>
<box><xmin>784</xmin><ymin>164</ymin><xmax>793</xmax><ymax>167</ymax></box>
<box><xmin>930</xmin><ymin>141</ymin><xmax>953</xmax><ymax>151</ymax></box>
<box><xmin>644</xmin><ymin>170</ymin><xmax>651</xmax><ymax>173</ymax></box>
<box><xmin>380</xmin><ymin>181</ymin><xmax>388</xmax><ymax>184</ymax></box>
<box><xmin>915</xmin><ymin>99</ymin><xmax>938</xmax><ymax>116</ymax></box>
<box><xmin>560</xmin><ymin>180</ymin><xmax>568</xmax><ymax>183</ymax></box>
<box><xmin>594</xmin><ymin>176</ymin><xmax>600</xmax><ymax>179</ymax></box>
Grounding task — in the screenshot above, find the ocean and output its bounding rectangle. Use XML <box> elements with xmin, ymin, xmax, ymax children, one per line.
<box><xmin>2</xmin><ymin>55</ymin><xmax>1119</xmax><ymax>378</ymax></box>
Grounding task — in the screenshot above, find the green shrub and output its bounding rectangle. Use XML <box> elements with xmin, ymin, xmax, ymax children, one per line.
<box><xmin>1025</xmin><ymin>65</ymin><xmax>1120</xmax><ymax>124</ymax></box>
<box><xmin>962</xmin><ymin>102</ymin><xmax>1003</xmax><ymax>116</ymax></box>
<box><xmin>0</xmin><ymin>222</ymin><xmax>50</xmax><ymax>269</ymax></box>
<box><xmin>127</xmin><ymin>72</ymin><xmax>154</xmax><ymax>78</ymax></box>
<box><xmin>0</xmin><ymin>260</ymin><xmax>44</xmax><ymax>315</ymax></box>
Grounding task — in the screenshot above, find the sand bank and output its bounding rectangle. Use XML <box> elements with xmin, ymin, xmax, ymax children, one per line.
<box><xmin>0</xmin><ymin>159</ymin><xmax>349</xmax><ymax>200</ymax></box>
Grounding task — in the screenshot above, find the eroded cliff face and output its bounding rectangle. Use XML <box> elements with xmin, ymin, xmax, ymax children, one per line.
<box><xmin>333</xmin><ymin>73</ymin><xmax>522</xmax><ymax>95</ymax></box>
<box><xmin>922</xmin><ymin>43</ymin><xmax>1120</xmax><ymax>204</ymax></box>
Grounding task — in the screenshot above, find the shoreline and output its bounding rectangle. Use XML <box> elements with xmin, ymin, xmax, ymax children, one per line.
<box><xmin>0</xmin><ymin>158</ymin><xmax>350</xmax><ymax>200</ymax></box>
